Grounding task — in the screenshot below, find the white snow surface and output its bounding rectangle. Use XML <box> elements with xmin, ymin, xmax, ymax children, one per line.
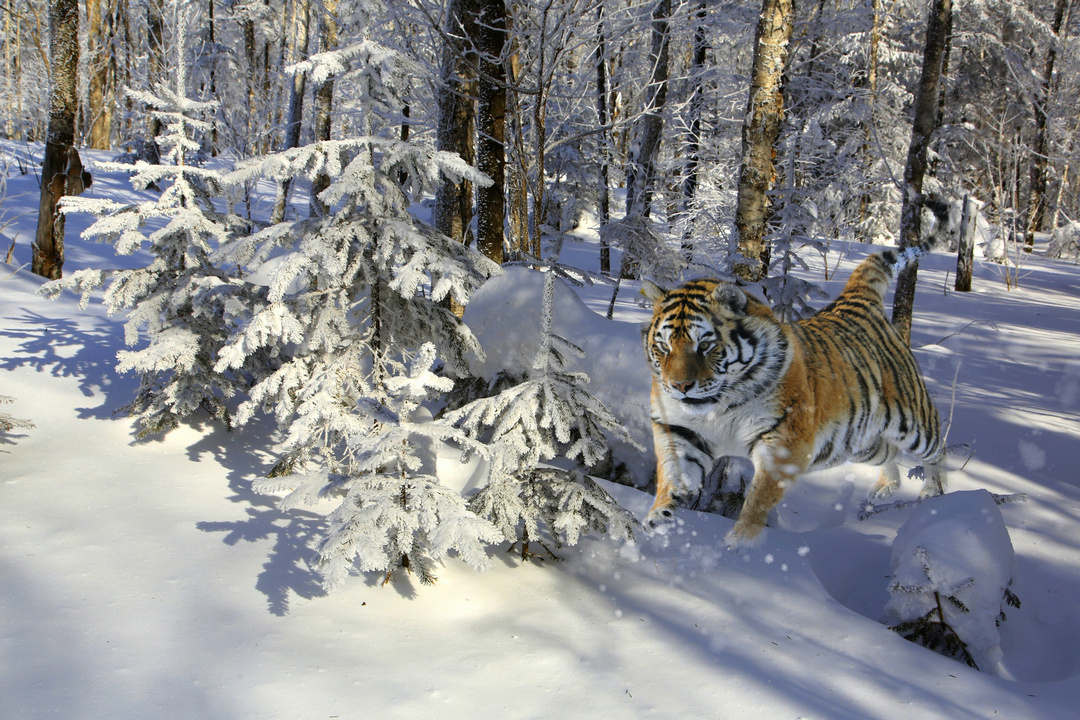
<box><xmin>4</xmin><ymin>143</ymin><xmax>1080</xmax><ymax>718</ymax></box>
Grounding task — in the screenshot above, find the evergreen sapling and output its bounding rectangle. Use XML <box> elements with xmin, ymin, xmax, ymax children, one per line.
<box><xmin>42</xmin><ymin>5</ymin><xmax>252</xmax><ymax>437</ymax></box>
<box><xmin>446</xmin><ymin>237</ymin><xmax>638</xmax><ymax>560</ymax></box>
<box><xmin>217</xmin><ymin>24</ymin><xmax>502</xmax><ymax>588</ymax></box>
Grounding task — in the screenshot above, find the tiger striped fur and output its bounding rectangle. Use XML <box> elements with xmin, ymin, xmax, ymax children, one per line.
<box><xmin>642</xmin><ymin>201</ymin><xmax>951</xmax><ymax>548</ymax></box>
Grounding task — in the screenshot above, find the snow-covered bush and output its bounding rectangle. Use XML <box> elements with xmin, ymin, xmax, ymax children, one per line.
<box><xmin>1048</xmin><ymin>221</ymin><xmax>1080</xmax><ymax>264</ymax></box>
<box><xmin>886</xmin><ymin>490</ymin><xmax>1020</xmax><ymax>675</ymax></box>
<box><xmin>42</xmin><ymin>7</ymin><xmax>253</xmax><ymax>437</ymax></box>
<box><xmin>759</xmin><ymin>186</ymin><xmax>829</xmax><ymax>322</ymax></box>
<box><xmin>600</xmin><ymin>215</ymin><xmax>686</xmax><ymax>318</ymax></box>
<box><xmin>217</xmin><ymin>28</ymin><xmax>503</xmax><ymax>588</ymax></box>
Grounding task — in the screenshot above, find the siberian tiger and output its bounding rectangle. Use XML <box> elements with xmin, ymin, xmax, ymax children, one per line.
<box><xmin>642</xmin><ymin>201</ymin><xmax>951</xmax><ymax>548</ymax></box>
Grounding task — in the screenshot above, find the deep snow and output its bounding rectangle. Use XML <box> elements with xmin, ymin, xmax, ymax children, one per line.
<box><xmin>3</xmin><ymin>142</ymin><xmax>1080</xmax><ymax>719</ymax></box>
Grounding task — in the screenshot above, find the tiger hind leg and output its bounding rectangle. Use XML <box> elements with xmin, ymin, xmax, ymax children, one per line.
<box><xmin>918</xmin><ymin>451</ymin><xmax>948</xmax><ymax>498</ymax></box>
<box><xmin>868</xmin><ymin>459</ymin><xmax>902</xmax><ymax>500</ymax></box>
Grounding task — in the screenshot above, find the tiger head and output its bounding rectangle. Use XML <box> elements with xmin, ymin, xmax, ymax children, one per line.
<box><xmin>641</xmin><ymin>279</ymin><xmax>784</xmax><ymax>407</ymax></box>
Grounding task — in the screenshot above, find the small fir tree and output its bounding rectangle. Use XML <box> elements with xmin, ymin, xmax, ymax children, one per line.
<box><xmin>885</xmin><ymin>491</ymin><xmax>1020</xmax><ymax>676</ymax></box>
<box><xmin>0</xmin><ymin>396</ymin><xmax>34</xmax><ymax>442</ymax></box>
<box><xmin>215</xmin><ymin>23</ymin><xmax>503</xmax><ymax>588</ymax></box>
<box><xmin>41</xmin><ymin>3</ymin><xmax>252</xmax><ymax>437</ymax></box>
<box><xmin>445</xmin><ymin>239</ymin><xmax>638</xmax><ymax>560</ymax></box>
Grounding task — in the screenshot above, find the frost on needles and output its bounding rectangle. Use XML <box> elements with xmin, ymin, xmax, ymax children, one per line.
<box><xmin>41</xmin><ymin>10</ymin><xmax>257</xmax><ymax>438</ymax></box>
<box><xmin>443</xmin><ymin>242</ymin><xmax>638</xmax><ymax>561</ymax></box>
<box><xmin>218</xmin><ymin>30</ymin><xmax>505</xmax><ymax>588</ymax></box>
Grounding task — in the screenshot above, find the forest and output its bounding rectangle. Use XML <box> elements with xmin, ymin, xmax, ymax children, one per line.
<box><xmin>5</xmin><ymin>0</ymin><xmax>1080</xmax><ymax>586</ymax></box>
<box><xmin>4</xmin><ymin>0</ymin><xmax>1080</xmax><ymax>716</ymax></box>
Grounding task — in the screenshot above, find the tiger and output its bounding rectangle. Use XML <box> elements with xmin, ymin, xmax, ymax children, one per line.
<box><xmin>642</xmin><ymin>199</ymin><xmax>951</xmax><ymax>549</ymax></box>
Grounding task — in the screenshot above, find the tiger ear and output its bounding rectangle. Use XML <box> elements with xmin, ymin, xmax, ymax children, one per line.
<box><xmin>640</xmin><ymin>281</ymin><xmax>666</xmax><ymax>303</ymax></box>
<box><xmin>712</xmin><ymin>283</ymin><xmax>748</xmax><ymax>314</ymax></box>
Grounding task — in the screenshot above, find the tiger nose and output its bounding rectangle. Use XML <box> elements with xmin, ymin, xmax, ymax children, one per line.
<box><xmin>671</xmin><ymin>380</ymin><xmax>696</xmax><ymax>393</ymax></box>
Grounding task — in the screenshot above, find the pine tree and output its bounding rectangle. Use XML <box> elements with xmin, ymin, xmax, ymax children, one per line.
<box><xmin>41</xmin><ymin>2</ymin><xmax>250</xmax><ymax>437</ymax></box>
<box><xmin>215</xmin><ymin>23</ymin><xmax>503</xmax><ymax>588</ymax></box>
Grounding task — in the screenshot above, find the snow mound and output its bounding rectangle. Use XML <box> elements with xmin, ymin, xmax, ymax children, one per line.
<box><xmin>886</xmin><ymin>490</ymin><xmax>1017</xmax><ymax>677</ymax></box>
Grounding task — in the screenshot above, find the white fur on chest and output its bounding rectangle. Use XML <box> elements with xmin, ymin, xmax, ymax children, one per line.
<box><xmin>654</xmin><ymin>391</ymin><xmax>776</xmax><ymax>460</ymax></box>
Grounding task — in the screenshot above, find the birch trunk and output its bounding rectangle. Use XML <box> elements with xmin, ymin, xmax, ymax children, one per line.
<box><xmin>891</xmin><ymin>0</ymin><xmax>951</xmax><ymax>345</ymax></box>
<box><xmin>733</xmin><ymin>0</ymin><xmax>793</xmax><ymax>281</ymax></box>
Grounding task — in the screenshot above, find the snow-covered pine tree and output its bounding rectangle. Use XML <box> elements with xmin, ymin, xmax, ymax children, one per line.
<box><xmin>445</xmin><ymin>237</ymin><xmax>638</xmax><ymax>560</ymax></box>
<box><xmin>215</xmin><ymin>15</ymin><xmax>503</xmax><ymax>588</ymax></box>
<box><xmin>41</xmin><ymin>2</ymin><xmax>252</xmax><ymax>437</ymax></box>
<box><xmin>759</xmin><ymin>183</ymin><xmax>828</xmax><ymax>322</ymax></box>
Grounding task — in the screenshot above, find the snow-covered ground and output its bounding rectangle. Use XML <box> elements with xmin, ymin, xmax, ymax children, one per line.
<box><xmin>3</xmin><ymin>142</ymin><xmax>1080</xmax><ymax>718</ymax></box>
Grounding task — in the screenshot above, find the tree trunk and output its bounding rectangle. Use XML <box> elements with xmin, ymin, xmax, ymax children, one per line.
<box><xmin>146</xmin><ymin>0</ymin><xmax>165</xmax><ymax>163</ymax></box>
<box><xmin>528</xmin><ymin>3</ymin><xmax>550</xmax><ymax>258</ymax></box>
<box><xmin>625</xmin><ymin>0</ymin><xmax>670</xmax><ymax>220</ymax></box>
<box><xmin>474</xmin><ymin>0</ymin><xmax>507</xmax><ymax>264</ymax></box>
<box><xmin>271</xmin><ymin>0</ymin><xmax>310</xmax><ymax>225</ymax></box>
<box><xmin>954</xmin><ymin>194</ymin><xmax>976</xmax><ymax>292</ymax></box>
<box><xmin>596</xmin><ymin>3</ymin><xmax>611</xmax><ymax>276</ymax></box>
<box><xmin>85</xmin><ymin>0</ymin><xmax>114</xmax><ymax>149</ymax></box>
<box><xmin>733</xmin><ymin>0</ymin><xmax>794</xmax><ymax>282</ymax></box>
<box><xmin>857</xmin><ymin>0</ymin><xmax>881</xmax><ymax>233</ymax></box>
<box><xmin>891</xmin><ymin>0</ymin><xmax>952</xmax><ymax>345</ymax></box>
<box><xmin>1025</xmin><ymin>0</ymin><xmax>1072</xmax><ymax>251</ymax></box>
<box><xmin>434</xmin><ymin>0</ymin><xmax>477</xmax><ymax>248</ymax></box>
<box><xmin>33</xmin><ymin>0</ymin><xmax>80</xmax><ymax>279</ymax></box>
<box><xmin>207</xmin><ymin>0</ymin><xmax>218</xmax><ymax>154</ymax></box>
<box><xmin>310</xmin><ymin>0</ymin><xmax>338</xmax><ymax>216</ymax></box>
<box><xmin>681</xmin><ymin>0</ymin><xmax>708</xmax><ymax>257</ymax></box>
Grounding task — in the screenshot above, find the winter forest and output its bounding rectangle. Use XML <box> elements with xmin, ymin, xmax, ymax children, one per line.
<box><xmin>4</xmin><ymin>0</ymin><xmax>1080</xmax><ymax>717</ymax></box>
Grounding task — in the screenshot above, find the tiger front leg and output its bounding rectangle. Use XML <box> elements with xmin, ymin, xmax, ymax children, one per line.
<box><xmin>644</xmin><ymin>421</ymin><xmax>713</xmax><ymax>529</ymax></box>
<box><xmin>725</xmin><ymin>442</ymin><xmax>808</xmax><ymax>550</ymax></box>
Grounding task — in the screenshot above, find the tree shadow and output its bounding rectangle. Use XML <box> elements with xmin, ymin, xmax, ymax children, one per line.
<box><xmin>0</xmin><ymin>309</ymin><xmax>135</xmax><ymax>420</ymax></box>
<box><xmin>187</xmin><ymin>418</ymin><xmax>329</xmax><ymax>616</ymax></box>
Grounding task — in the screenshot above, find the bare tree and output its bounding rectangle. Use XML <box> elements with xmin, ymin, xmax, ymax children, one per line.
<box><xmin>85</xmin><ymin>0</ymin><xmax>116</xmax><ymax>149</ymax></box>
<box><xmin>435</xmin><ymin>0</ymin><xmax>477</xmax><ymax>249</ymax></box>
<box><xmin>892</xmin><ymin>0</ymin><xmax>952</xmax><ymax>345</ymax></box>
<box><xmin>680</xmin><ymin>0</ymin><xmax>707</xmax><ymax>257</ymax></box>
<box><xmin>624</xmin><ymin>0</ymin><xmax>670</xmax><ymax>220</ymax></box>
<box><xmin>474</xmin><ymin>0</ymin><xmax>507</xmax><ymax>264</ymax></box>
<box><xmin>1025</xmin><ymin>0</ymin><xmax>1073</xmax><ymax>250</ymax></box>
<box><xmin>32</xmin><ymin>0</ymin><xmax>79</xmax><ymax>279</ymax></box>
<box><xmin>733</xmin><ymin>0</ymin><xmax>794</xmax><ymax>281</ymax></box>
<box><xmin>270</xmin><ymin>0</ymin><xmax>311</xmax><ymax>224</ymax></box>
<box><xmin>595</xmin><ymin>2</ymin><xmax>611</xmax><ymax>275</ymax></box>
<box><xmin>310</xmin><ymin>0</ymin><xmax>338</xmax><ymax>216</ymax></box>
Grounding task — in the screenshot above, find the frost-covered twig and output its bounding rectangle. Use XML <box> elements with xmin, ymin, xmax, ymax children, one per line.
<box><xmin>860</xmin><ymin>489</ymin><xmax>1026</xmax><ymax>521</ymax></box>
<box><xmin>0</xmin><ymin>396</ymin><xmax>34</xmax><ymax>440</ymax></box>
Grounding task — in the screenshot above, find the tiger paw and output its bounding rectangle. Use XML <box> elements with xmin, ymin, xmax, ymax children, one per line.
<box><xmin>724</xmin><ymin>523</ymin><xmax>765</xmax><ymax>551</ymax></box>
<box><xmin>867</xmin><ymin>484</ymin><xmax>897</xmax><ymax>501</ymax></box>
<box><xmin>644</xmin><ymin>506</ymin><xmax>676</xmax><ymax>531</ymax></box>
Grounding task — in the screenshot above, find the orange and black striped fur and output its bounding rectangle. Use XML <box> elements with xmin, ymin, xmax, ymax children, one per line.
<box><xmin>642</xmin><ymin>209</ymin><xmax>950</xmax><ymax>548</ymax></box>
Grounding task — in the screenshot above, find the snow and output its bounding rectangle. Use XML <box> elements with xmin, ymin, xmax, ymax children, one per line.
<box><xmin>4</xmin><ymin>142</ymin><xmax>1080</xmax><ymax>718</ymax></box>
<box><xmin>886</xmin><ymin>490</ymin><xmax>1017</xmax><ymax>676</ymax></box>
